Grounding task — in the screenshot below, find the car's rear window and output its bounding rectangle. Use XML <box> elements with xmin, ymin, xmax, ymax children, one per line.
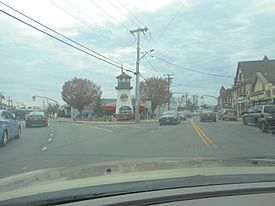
<box><xmin>29</xmin><ymin>112</ymin><xmax>45</xmax><ymax>116</ymax></box>
<box><xmin>163</xmin><ymin>111</ymin><xmax>176</xmax><ymax>116</ymax></box>
<box><xmin>264</xmin><ymin>106</ymin><xmax>275</xmax><ymax>113</ymax></box>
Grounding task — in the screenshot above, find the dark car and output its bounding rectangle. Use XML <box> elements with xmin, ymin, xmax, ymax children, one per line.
<box><xmin>243</xmin><ymin>105</ymin><xmax>275</xmax><ymax>127</ymax></box>
<box><xmin>243</xmin><ymin>105</ymin><xmax>275</xmax><ymax>132</ymax></box>
<box><xmin>0</xmin><ymin>110</ymin><xmax>21</xmax><ymax>146</ymax></box>
<box><xmin>200</xmin><ymin>110</ymin><xmax>216</xmax><ymax>122</ymax></box>
<box><xmin>25</xmin><ymin>111</ymin><xmax>48</xmax><ymax>127</ymax></box>
<box><xmin>159</xmin><ymin>111</ymin><xmax>180</xmax><ymax>125</ymax></box>
<box><xmin>177</xmin><ymin>111</ymin><xmax>187</xmax><ymax>121</ymax></box>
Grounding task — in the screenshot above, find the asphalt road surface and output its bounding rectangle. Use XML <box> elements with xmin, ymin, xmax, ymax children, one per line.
<box><xmin>1</xmin><ymin>117</ymin><xmax>275</xmax><ymax>178</ymax></box>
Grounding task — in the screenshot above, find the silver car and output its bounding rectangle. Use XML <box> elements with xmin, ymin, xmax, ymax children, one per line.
<box><xmin>0</xmin><ymin>110</ymin><xmax>21</xmax><ymax>146</ymax></box>
<box><xmin>219</xmin><ymin>109</ymin><xmax>237</xmax><ymax>121</ymax></box>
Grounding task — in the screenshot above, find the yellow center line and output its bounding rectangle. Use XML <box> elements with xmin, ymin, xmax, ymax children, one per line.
<box><xmin>190</xmin><ymin>119</ymin><xmax>218</xmax><ymax>148</ymax></box>
<box><xmin>191</xmin><ymin>120</ymin><xmax>210</xmax><ymax>147</ymax></box>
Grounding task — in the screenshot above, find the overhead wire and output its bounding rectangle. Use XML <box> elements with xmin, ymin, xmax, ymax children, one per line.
<box><xmin>156</xmin><ymin>0</ymin><xmax>188</xmax><ymax>42</ymax></box>
<box><xmin>154</xmin><ymin>55</ymin><xmax>234</xmax><ymax>79</ymax></box>
<box><xmin>57</xmin><ymin>0</ymin><xmax>130</xmax><ymax>47</ymax></box>
<box><xmin>0</xmin><ymin>1</ymin><xmax>123</xmax><ymax>66</ymax></box>
<box><xmin>116</xmin><ymin>0</ymin><xmax>146</xmax><ymax>27</ymax></box>
<box><xmin>143</xmin><ymin>55</ymin><xmax>162</xmax><ymax>76</ymax></box>
<box><xmin>88</xmin><ymin>0</ymin><xmax>131</xmax><ymax>33</ymax></box>
<box><xmin>0</xmin><ymin>8</ymin><xmax>137</xmax><ymax>73</ymax></box>
<box><xmin>48</xmin><ymin>0</ymin><xmax>105</xmax><ymax>38</ymax></box>
<box><xmin>107</xmin><ymin>0</ymin><xmax>139</xmax><ymax>28</ymax></box>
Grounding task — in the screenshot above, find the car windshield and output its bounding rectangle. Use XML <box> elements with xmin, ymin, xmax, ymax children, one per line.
<box><xmin>1</xmin><ymin>0</ymin><xmax>275</xmax><ymax>203</ymax></box>
<box><xmin>162</xmin><ymin>111</ymin><xmax>176</xmax><ymax>116</ymax></box>
<box><xmin>264</xmin><ymin>106</ymin><xmax>275</xmax><ymax>114</ymax></box>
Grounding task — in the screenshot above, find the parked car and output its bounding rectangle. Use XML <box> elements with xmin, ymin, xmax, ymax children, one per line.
<box><xmin>200</xmin><ymin>110</ymin><xmax>216</xmax><ymax>122</ymax></box>
<box><xmin>159</xmin><ymin>111</ymin><xmax>180</xmax><ymax>125</ymax></box>
<box><xmin>218</xmin><ymin>109</ymin><xmax>237</xmax><ymax>121</ymax></box>
<box><xmin>177</xmin><ymin>111</ymin><xmax>187</xmax><ymax>121</ymax></box>
<box><xmin>242</xmin><ymin>105</ymin><xmax>275</xmax><ymax>126</ymax></box>
<box><xmin>0</xmin><ymin>110</ymin><xmax>21</xmax><ymax>146</ymax></box>
<box><xmin>25</xmin><ymin>111</ymin><xmax>48</xmax><ymax>127</ymax></box>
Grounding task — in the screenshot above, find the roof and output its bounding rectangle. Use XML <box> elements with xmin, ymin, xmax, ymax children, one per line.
<box><xmin>116</xmin><ymin>72</ymin><xmax>132</xmax><ymax>78</ymax></box>
<box><xmin>219</xmin><ymin>86</ymin><xmax>225</xmax><ymax>91</ymax></box>
<box><xmin>235</xmin><ymin>56</ymin><xmax>275</xmax><ymax>83</ymax></box>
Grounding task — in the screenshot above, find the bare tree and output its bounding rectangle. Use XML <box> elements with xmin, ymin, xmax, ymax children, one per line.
<box><xmin>61</xmin><ymin>77</ymin><xmax>102</xmax><ymax>117</ymax></box>
<box><xmin>139</xmin><ymin>77</ymin><xmax>172</xmax><ymax>113</ymax></box>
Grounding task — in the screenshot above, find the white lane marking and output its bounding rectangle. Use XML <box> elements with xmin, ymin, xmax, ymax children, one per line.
<box><xmin>42</xmin><ymin>146</ymin><xmax>47</xmax><ymax>151</ymax></box>
<box><xmin>22</xmin><ymin>166</ymin><xmax>28</xmax><ymax>170</ymax></box>
<box><xmin>50</xmin><ymin>133</ymin><xmax>53</xmax><ymax>137</ymax></box>
<box><xmin>150</xmin><ymin>130</ymin><xmax>155</xmax><ymax>133</ymax></box>
<box><xmin>48</xmin><ymin>138</ymin><xmax>52</xmax><ymax>142</ymax></box>
<box><xmin>90</xmin><ymin>126</ymin><xmax>113</xmax><ymax>133</ymax></box>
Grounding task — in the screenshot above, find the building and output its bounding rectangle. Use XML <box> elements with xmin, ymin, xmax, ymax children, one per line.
<box><xmin>217</xmin><ymin>86</ymin><xmax>232</xmax><ymax>109</ymax></box>
<box><xmin>250</xmin><ymin>72</ymin><xmax>275</xmax><ymax>105</ymax></box>
<box><xmin>232</xmin><ymin>55</ymin><xmax>275</xmax><ymax>115</ymax></box>
<box><xmin>115</xmin><ymin>72</ymin><xmax>133</xmax><ymax>114</ymax></box>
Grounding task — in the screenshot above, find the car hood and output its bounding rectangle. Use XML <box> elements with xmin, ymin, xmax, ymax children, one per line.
<box><xmin>1</xmin><ymin>157</ymin><xmax>275</xmax><ymax>201</ymax></box>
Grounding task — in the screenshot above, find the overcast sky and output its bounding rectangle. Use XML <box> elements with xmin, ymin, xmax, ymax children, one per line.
<box><xmin>1</xmin><ymin>0</ymin><xmax>275</xmax><ymax>106</ymax></box>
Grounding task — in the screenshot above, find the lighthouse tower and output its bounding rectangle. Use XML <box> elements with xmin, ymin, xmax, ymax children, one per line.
<box><xmin>115</xmin><ymin>71</ymin><xmax>133</xmax><ymax>114</ymax></box>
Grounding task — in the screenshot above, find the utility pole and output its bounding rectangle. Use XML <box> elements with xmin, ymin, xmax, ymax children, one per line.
<box><xmin>163</xmin><ymin>73</ymin><xmax>174</xmax><ymax>111</ymax></box>
<box><xmin>6</xmin><ymin>96</ymin><xmax>12</xmax><ymax>108</ymax></box>
<box><xmin>130</xmin><ymin>27</ymin><xmax>148</xmax><ymax>122</ymax></box>
<box><xmin>185</xmin><ymin>92</ymin><xmax>188</xmax><ymax>109</ymax></box>
<box><xmin>0</xmin><ymin>92</ymin><xmax>4</xmax><ymax>109</ymax></box>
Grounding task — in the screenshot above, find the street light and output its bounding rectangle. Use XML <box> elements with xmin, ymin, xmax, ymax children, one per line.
<box><xmin>134</xmin><ymin>49</ymin><xmax>154</xmax><ymax>123</ymax></box>
<box><xmin>139</xmin><ymin>49</ymin><xmax>154</xmax><ymax>61</ymax></box>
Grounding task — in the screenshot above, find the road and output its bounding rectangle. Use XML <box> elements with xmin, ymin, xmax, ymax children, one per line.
<box><xmin>1</xmin><ymin>117</ymin><xmax>275</xmax><ymax>178</ymax></box>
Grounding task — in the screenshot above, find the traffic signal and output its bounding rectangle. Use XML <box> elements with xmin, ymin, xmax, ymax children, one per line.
<box><xmin>32</xmin><ymin>96</ymin><xmax>36</xmax><ymax>101</ymax></box>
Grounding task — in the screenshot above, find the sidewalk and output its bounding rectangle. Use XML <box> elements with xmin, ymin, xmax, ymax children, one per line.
<box><xmin>55</xmin><ymin>117</ymin><xmax>158</xmax><ymax>125</ymax></box>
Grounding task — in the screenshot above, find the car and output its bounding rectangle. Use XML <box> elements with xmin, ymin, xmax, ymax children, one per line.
<box><xmin>25</xmin><ymin>111</ymin><xmax>48</xmax><ymax>127</ymax></box>
<box><xmin>242</xmin><ymin>105</ymin><xmax>275</xmax><ymax>126</ymax></box>
<box><xmin>159</xmin><ymin>111</ymin><xmax>181</xmax><ymax>125</ymax></box>
<box><xmin>177</xmin><ymin>111</ymin><xmax>187</xmax><ymax>121</ymax></box>
<box><xmin>218</xmin><ymin>108</ymin><xmax>237</xmax><ymax>121</ymax></box>
<box><xmin>0</xmin><ymin>110</ymin><xmax>21</xmax><ymax>146</ymax></box>
<box><xmin>200</xmin><ymin>109</ymin><xmax>216</xmax><ymax>122</ymax></box>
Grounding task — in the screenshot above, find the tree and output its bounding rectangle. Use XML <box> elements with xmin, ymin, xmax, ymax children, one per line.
<box><xmin>139</xmin><ymin>77</ymin><xmax>172</xmax><ymax>113</ymax></box>
<box><xmin>47</xmin><ymin>103</ymin><xmax>59</xmax><ymax>116</ymax></box>
<box><xmin>61</xmin><ymin>77</ymin><xmax>102</xmax><ymax>117</ymax></box>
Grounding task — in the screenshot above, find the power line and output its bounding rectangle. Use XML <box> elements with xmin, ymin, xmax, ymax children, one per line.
<box><xmin>0</xmin><ymin>8</ymin><xmax>136</xmax><ymax>71</ymax></box>
<box><xmin>0</xmin><ymin>1</ymin><xmax>123</xmax><ymax>66</ymax></box>
<box><xmin>49</xmin><ymin>0</ymin><xmax>132</xmax><ymax>48</ymax></box>
<box><xmin>143</xmin><ymin>55</ymin><xmax>162</xmax><ymax>76</ymax></box>
<box><xmin>48</xmin><ymin>0</ymin><xmax>104</xmax><ymax>37</ymax></box>
<box><xmin>154</xmin><ymin>55</ymin><xmax>234</xmax><ymax>79</ymax></box>
<box><xmin>116</xmin><ymin>0</ymin><xmax>146</xmax><ymax>27</ymax></box>
<box><xmin>88</xmin><ymin>0</ymin><xmax>130</xmax><ymax>32</ymax></box>
<box><xmin>139</xmin><ymin>73</ymin><xmax>149</xmax><ymax>81</ymax></box>
<box><xmin>156</xmin><ymin>0</ymin><xmax>188</xmax><ymax>42</ymax></box>
<box><xmin>107</xmin><ymin>0</ymin><xmax>139</xmax><ymax>28</ymax></box>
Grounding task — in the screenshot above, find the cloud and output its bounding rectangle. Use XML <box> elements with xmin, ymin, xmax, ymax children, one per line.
<box><xmin>1</xmin><ymin>0</ymin><xmax>275</xmax><ymax>106</ymax></box>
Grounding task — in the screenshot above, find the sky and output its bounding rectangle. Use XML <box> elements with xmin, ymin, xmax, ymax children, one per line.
<box><xmin>1</xmin><ymin>0</ymin><xmax>275</xmax><ymax>106</ymax></box>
